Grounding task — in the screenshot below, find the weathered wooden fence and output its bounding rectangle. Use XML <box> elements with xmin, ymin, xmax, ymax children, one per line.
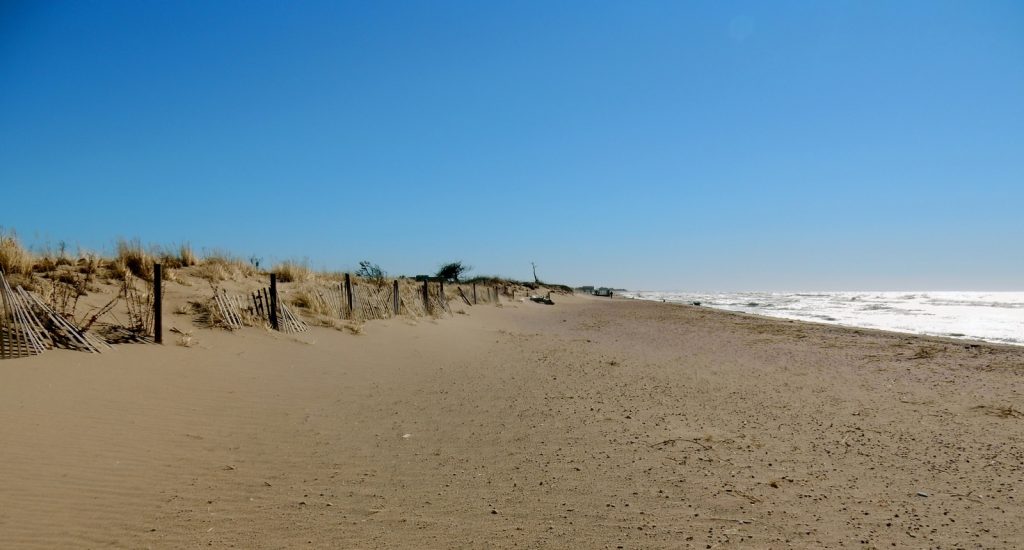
<box><xmin>0</xmin><ymin>271</ymin><xmax>109</xmax><ymax>360</ymax></box>
<box><xmin>3</xmin><ymin>262</ymin><xmax>508</xmax><ymax>360</ymax></box>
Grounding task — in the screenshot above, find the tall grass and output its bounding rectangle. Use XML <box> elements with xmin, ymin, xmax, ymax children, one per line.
<box><xmin>178</xmin><ymin>243</ymin><xmax>197</xmax><ymax>267</ymax></box>
<box><xmin>202</xmin><ymin>250</ymin><xmax>259</xmax><ymax>279</ymax></box>
<box><xmin>115</xmin><ymin>238</ymin><xmax>154</xmax><ymax>280</ymax></box>
<box><xmin>156</xmin><ymin>242</ymin><xmax>198</xmax><ymax>269</ymax></box>
<box><xmin>0</xmin><ymin>229</ymin><xmax>34</xmax><ymax>276</ymax></box>
<box><xmin>274</xmin><ymin>260</ymin><xmax>311</xmax><ymax>283</ymax></box>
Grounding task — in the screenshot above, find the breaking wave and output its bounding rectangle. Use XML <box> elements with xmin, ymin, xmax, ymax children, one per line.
<box><xmin>618</xmin><ymin>291</ymin><xmax>1024</xmax><ymax>346</ymax></box>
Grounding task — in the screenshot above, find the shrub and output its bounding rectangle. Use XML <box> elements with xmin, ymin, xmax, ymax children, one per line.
<box><xmin>436</xmin><ymin>261</ymin><xmax>470</xmax><ymax>283</ymax></box>
<box><xmin>356</xmin><ymin>260</ymin><xmax>387</xmax><ymax>287</ymax></box>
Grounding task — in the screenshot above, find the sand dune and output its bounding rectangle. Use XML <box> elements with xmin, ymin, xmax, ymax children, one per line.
<box><xmin>1</xmin><ymin>295</ymin><xmax>1022</xmax><ymax>548</ymax></box>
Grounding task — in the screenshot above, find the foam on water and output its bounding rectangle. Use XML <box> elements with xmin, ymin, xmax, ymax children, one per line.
<box><xmin>618</xmin><ymin>290</ymin><xmax>1024</xmax><ymax>346</ymax></box>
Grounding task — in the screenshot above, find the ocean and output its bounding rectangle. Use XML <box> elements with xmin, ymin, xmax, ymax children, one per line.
<box><xmin>617</xmin><ymin>291</ymin><xmax>1024</xmax><ymax>346</ymax></box>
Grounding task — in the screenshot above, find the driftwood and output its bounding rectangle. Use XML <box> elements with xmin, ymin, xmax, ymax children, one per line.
<box><xmin>530</xmin><ymin>293</ymin><xmax>555</xmax><ymax>305</ymax></box>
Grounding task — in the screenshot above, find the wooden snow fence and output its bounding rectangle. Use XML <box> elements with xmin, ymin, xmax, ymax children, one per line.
<box><xmin>211</xmin><ymin>289</ymin><xmax>247</xmax><ymax>330</ymax></box>
<box><xmin>456</xmin><ymin>286</ymin><xmax>472</xmax><ymax>306</ymax></box>
<box><xmin>396</xmin><ymin>282</ymin><xmax>426</xmax><ymax>317</ymax></box>
<box><xmin>285</xmin><ymin>280</ymin><xmax>435</xmax><ymax>322</ymax></box>
<box><xmin>1</xmin><ymin>271</ymin><xmax>107</xmax><ymax>359</ymax></box>
<box><xmin>20</xmin><ymin>288</ymin><xmax>109</xmax><ymax>353</ymax></box>
<box><xmin>348</xmin><ymin>283</ymin><xmax>396</xmax><ymax>321</ymax></box>
<box><xmin>314</xmin><ymin>285</ymin><xmax>345</xmax><ymax>318</ymax></box>
<box><xmin>0</xmin><ymin>272</ymin><xmax>47</xmax><ymax>359</ymax></box>
<box><xmin>249</xmin><ymin>286</ymin><xmax>309</xmax><ymax>334</ymax></box>
<box><xmin>277</xmin><ymin>302</ymin><xmax>308</xmax><ymax>333</ymax></box>
<box><xmin>426</xmin><ymin>282</ymin><xmax>451</xmax><ymax>316</ymax></box>
<box><xmin>449</xmin><ymin>283</ymin><xmax>501</xmax><ymax>306</ymax></box>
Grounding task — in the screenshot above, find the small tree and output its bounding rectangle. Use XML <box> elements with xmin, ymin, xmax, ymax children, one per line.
<box><xmin>436</xmin><ymin>261</ymin><xmax>470</xmax><ymax>283</ymax></box>
<box><xmin>356</xmin><ymin>260</ymin><xmax>387</xmax><ymax>287</ymax></box>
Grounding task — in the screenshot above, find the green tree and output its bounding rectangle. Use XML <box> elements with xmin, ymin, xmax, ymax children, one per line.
<box><xmin>357</xmin><ymin>260</ymin><xmax>387</xmax><ymax>287</ymax></box>
<box><xmin>436</xmin><ymin>261</ymin><xmax>470</xmax><ymax>283</ymax></box>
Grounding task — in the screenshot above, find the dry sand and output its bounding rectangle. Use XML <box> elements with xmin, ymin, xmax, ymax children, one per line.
<box><xmin>1</xmin><ymin>293</ymin><xmax>1022</xmax><ymax>548</ymax></box>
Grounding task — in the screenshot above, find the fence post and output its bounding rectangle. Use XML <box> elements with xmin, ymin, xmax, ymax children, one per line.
<box><xmin>269</xmin><ymin>273</ymin><xmax>279</xmax><ymax>331</ymax></box>
<box><xmin>422</xmin><ymin>278</ymin><xmax>430</xmax><ymax>314</ymax></box>
<box><xmin>344</xmin><ymin>273</ymin><xmax>354</xmax><ymax>315</ymax></box>
<box><xmin>392</xmin><ymin>279</ymin><xmax>400</xmax><ymax>315</ymax></box>
<box><xmin>472</xmin><ymin>283</ymin><xmax>477</xmax><ymax>304</ymax></box>
<box><xmin>153</xmin><ymin>263</ymin><xmax>162</xmax><ymax>344</ymax></box>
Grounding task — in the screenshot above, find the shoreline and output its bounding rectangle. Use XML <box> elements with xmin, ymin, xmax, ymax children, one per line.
<box><xmin>616</xmin><ymin>291</ymin><xmax>1024</xmax><ymax>348</ymax></box>
<box><xmin>2</xmin><ymin>293</ymin><xmax>1022</xmax><ymax>548</ymax></box>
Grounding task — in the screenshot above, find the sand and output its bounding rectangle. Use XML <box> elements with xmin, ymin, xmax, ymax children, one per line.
<box><xmin>1</xmin><ymin>293</ymin><xmax>1022</xmax><ymax>548</ymax></box>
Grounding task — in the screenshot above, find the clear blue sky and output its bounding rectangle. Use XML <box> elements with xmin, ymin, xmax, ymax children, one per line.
<box><xmin>2</xmin><ymin>1</ymin><xmax>1022</xmax><ymax>290</ymax></box>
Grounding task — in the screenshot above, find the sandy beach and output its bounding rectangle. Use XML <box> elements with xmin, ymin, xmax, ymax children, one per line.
<box><xmin>1</xmin><ymin>291</ymin><xmax>1022</xmax><ymax>548</ymax></box>
<box><xmin>5</xmin><ymin>2</ymin><xmax>1021</xmax><ymax>547</ymax></box>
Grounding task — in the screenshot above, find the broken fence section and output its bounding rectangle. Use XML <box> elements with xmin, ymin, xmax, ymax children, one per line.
<box><xmin>1</xmin><ymin>271</ymin><xmax>109</xmax><ymax>360</ymax></box>
<box><xmin>247</xmin><ymin>287</ymin><xmax>309</xmax><ymax>333</ymax></box>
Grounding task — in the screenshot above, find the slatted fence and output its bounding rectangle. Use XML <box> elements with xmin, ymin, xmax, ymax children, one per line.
<box><xmin>1</xmin><ymin>271</ymin><xmax>109</xmax><ymax>360</ymax></box>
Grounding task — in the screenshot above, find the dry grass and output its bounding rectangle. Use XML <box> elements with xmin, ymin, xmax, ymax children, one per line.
<box><xmin>178</xmin><ymin>243</ymin><xmax>197</xmax><ymax>267</ymax></box>
<box><xmin>289</xmin><ymin>287</ymin><xmax>337</xmax><ymax>316</ymax></box>
<box><xmin>115</xmin><ymin>238</ymin><xmax>154</xmax><ymax>281</ymax></box>
<box><xmin>0</xmin><ymin>229</ymin><xmax>34</xmax><ymax>277</ymax></box>
<box><xmin>156</xmin><ymin>242</ymin><xmax>198</xmax><ymax>269</ymax></box>
<box><xmin>106</xmin><ymin>258</ymin><xmax>129</xmax><ymax>280</ymax></box>
<box><xmin>193</xmin><ymin>262</ymin><xmax>228</xmax><ymax>284</ymax></box>
<box><xmin>317</xmin><ymin>271</ymin><xmax>347</xmax><ymax>282</ymax></box>
<box><xmin>341</xmin><ymin>320</ymin><xmax>364</xmax><ymax>335</ymax></box>
<box><xmin>274</xmin><ymin>260</ymin><xmax>311</xmax><ymax>283</ymax></box>
<box><xmin>202</xmin><ymin>251</ymin><xmax>259</xmax><ymax>279</ymax></box>
<box><xmin>77</xmin><ymin>251</ymin><xmax>101</xmax><ymax>278</ymax></box>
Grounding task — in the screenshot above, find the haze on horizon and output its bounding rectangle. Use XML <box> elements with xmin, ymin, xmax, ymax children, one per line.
<box><xmin>1</xmin><ymin>1</ymin><xmax>1021</xmax><ymax>291</ymax></box>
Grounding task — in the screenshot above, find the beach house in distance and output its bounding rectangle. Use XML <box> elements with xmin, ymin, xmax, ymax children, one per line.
<box><xmin>578</xmin><ymin>286</ymin><xmax>615</xmax><ymax>297</ymax></box>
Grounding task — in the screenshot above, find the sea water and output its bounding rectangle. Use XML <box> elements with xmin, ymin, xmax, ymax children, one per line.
<box><xmin>617</xmin><ymin>291</ymin><xmax>1024</xmax><ymax>346</ymax></box>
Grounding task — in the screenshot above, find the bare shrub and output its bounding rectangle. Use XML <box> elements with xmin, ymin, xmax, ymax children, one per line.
<box><xmin>121</xmin><ymin>273</ymin><xmax>154</xmax><ymax>334</ymax></box>
<box><xmin>77</xmin><ymin>251</ymin><xmax>100</xmax><ymax>278</ymax></box>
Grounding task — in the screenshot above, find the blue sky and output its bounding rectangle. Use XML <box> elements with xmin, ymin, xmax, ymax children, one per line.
<box><xmin>2</xmin><ymin>1</ymin><xmax>1022</xmax><ymax>290</ymax></box>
